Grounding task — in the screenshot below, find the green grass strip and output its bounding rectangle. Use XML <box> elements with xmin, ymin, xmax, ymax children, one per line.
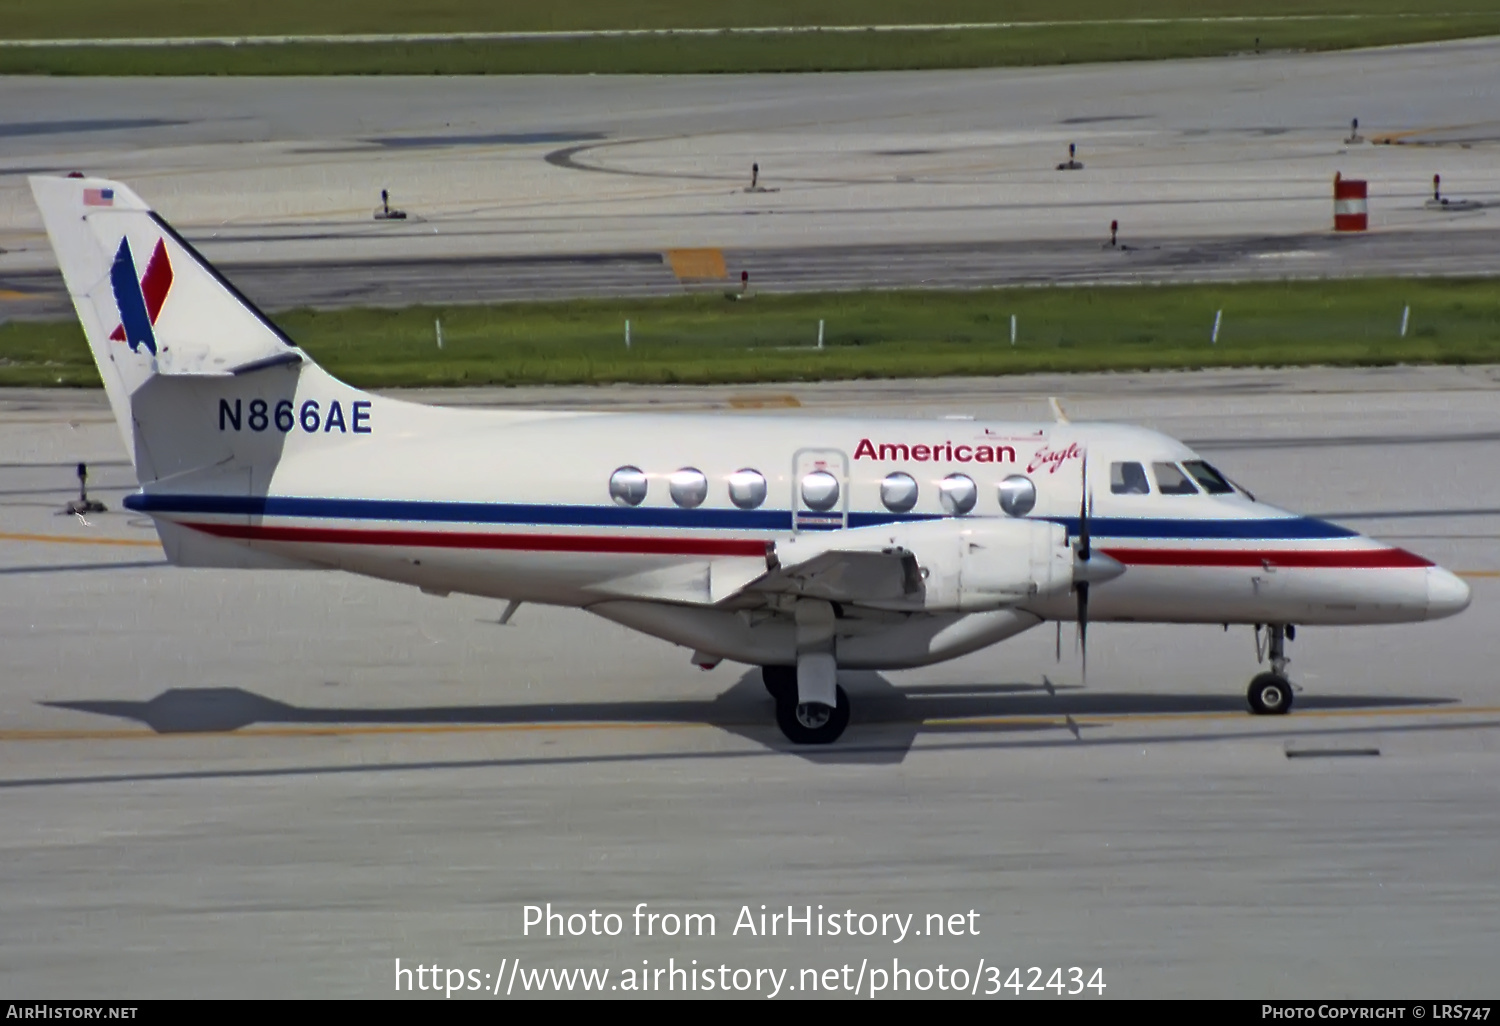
<box><xmin>5</xmin><ymin>2</ymin><xmax>1497</xmax><ymax>40</ymax></box>
<box><xmin>5</xmin><ymin>15</ymin><xmax>1500</xmax><ymax>75</ymax></box>
<box><xmin>6</xmin><ymin>279</ymin><xmax>1500</xmax><ymax>389</ymax></box>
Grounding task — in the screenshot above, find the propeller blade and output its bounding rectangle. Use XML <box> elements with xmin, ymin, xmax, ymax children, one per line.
<box><xmin>1055</xmin><ymin>619</ymin><xmax>1062</xmax><ymax>662</ymax></box>
<box><xmin>1077</xmin><ymin>455</ymin><xmax>1091</xmax><ymax>562</ymax></box>
<box><xmin>1077</xmin><ymin>580</ymin><xmax>1090</xmax><ymax>683</ymax></box>
<box><xmin>1072</xmin><ymin>452</ymin><xmax>1094</xmax><ymax>682</ymax></box>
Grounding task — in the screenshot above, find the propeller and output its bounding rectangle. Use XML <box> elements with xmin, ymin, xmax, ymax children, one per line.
<box><xmin>1070</xmin><ymin>452</ymin><xmax>1127</xmax><ymax>679</ymax></box>
<box><xmin>1074</xmin><ymin>455</ymin><xmax>1093</xmax><ymax>682</ymax></box>
<box><xmin>1055</xmin><ymin>451</ymin><xmax>1125</xmax><ymax>680</ymax></box>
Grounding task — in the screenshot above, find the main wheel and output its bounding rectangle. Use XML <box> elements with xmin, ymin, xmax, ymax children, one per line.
<box><xmin>1247</xmin><ymin>672</ymin><xmax>1293</xmax><ymax>715</ymax></box>
<box><xmin>775</xmin><ymin>685</ymin><xmax>851</xmax><ymax>745</ymax></box>
<box><xmin>761</xmin><ymin>665</ymin><xmax>797</xmax><ymax>703</ymax></box>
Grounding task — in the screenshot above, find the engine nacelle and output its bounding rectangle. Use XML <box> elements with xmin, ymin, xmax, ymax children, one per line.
<box><xmin>895</xmin><ymin>517</ymin><xmax>1074</xmax><ymax>612</ymax></box>
<box><xmin>766</xmin><ymin>517</ymin><xmax>1075</xmax><ymax>613</ymax></box>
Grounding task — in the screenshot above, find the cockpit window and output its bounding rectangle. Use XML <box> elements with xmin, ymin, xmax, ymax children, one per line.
<box><xmin>1153</xmin><ymin>462</ymin><xmax>1200</xmax><ymax>495</ymax></box>
<box><xmin>1110</xmin><ymin>461</ymin><xmax>1151</xmax><ymax>495</ymax></box>
<box><xmin>1183</xmin><ymin>460</ymin><xmax>1234</xmax><ymax>495</ymax></box>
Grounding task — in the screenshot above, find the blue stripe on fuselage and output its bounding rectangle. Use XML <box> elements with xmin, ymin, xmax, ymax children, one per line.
<box><xmin>1044</xmin><ymin>516</ymin><xmax>1357</xmax><ymax>540</ymax></box>
<box><xmin>123</xmin><ymin>493</ymin><xmax>1359</xmax><ymax>540</ymax></box>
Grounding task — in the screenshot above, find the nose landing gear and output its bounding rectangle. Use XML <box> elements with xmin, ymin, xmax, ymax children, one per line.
<box><xmin>1248</xmin><ymin>624</ymin><xmax>1295</xmax><ymax>715</ymax></box>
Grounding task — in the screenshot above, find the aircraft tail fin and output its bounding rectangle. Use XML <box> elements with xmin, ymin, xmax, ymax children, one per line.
<box><xmin>28</xmin><ymin>175</ymin><xmax>307</xmax><ymax>462</ymax></box>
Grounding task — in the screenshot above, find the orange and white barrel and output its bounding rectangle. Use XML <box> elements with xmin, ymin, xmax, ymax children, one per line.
<box><xmin>1333</xmin><ymin>174</ymin><xmax>1368</xmax><ymax>231</ymax></box>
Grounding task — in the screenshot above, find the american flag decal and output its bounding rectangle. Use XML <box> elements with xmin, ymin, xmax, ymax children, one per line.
<box><xmin>83</xmin><ymin>188</ymin><xmax>114</xmax><ymax>207</ymax></box>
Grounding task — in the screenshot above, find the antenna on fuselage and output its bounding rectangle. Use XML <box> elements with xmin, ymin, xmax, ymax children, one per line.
<box><xmin>1048</xmin><ymin>396</ymin><xmax>1071</xmax><ymax>424</ymax></box>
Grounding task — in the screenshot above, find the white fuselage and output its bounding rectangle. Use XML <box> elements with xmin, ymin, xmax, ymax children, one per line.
<box><xmin>123</xmin><ymin>369</ymin><xmax>1469</xmax><ymax>670</ymax></box>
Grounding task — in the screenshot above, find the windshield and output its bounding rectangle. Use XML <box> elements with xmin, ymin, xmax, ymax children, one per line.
<box><xmin>1153</xmin><ymin>462</ymin><xmax>1200</xmax><ymax>496</ymax></box>
<box><xmin>1182</xmin><ymin>460</ymin><xmax>1234</xmax><ymax>495</ymax></box>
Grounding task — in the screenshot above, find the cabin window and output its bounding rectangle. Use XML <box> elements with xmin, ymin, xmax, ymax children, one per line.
<box><xmin>1153</xmin><ymin>462</ymin><xmax>1200</xmax><ymax>495</ymax></box>
<box><xmin>998</xmin><ymin>474</ymin><xmax>1036</xmax><ymax>517</ymax></box>
<box><xmin>801</xmin><ymin>470</ymin><xmax>841</xmax><ymax>512</ymax></box>
<box><xmin>669</xmin><ymin>467</ymin><xmax>708</xmax><ymax>508</ymax></box>
<box><xmin>939</xmin><ymin>473</ymin><xmax>978</xmax><ymax>515</ymax></box>
<box><xmin>727</xmin><ymin>468</ymin><xmax>767</xmax><ymax>510</ymax></box>
<box><xmin>1183</xmin><ymin>460</ymin><xmax>1234</xmax><ymax>495</ymax></box>
<box><xmin>880</xmin><ymin>472</ymin><xmax>919</xmax><ymax>513</ymax></box>
<box><xmin>1111</xmin><ymin>461</ymin><xmax>1150</xmax><ymax>495</ymax></box>
<box><xmin>609</xmin><ymin>466</ymin><xmax>648</xmax><ymax>507</ymax></box>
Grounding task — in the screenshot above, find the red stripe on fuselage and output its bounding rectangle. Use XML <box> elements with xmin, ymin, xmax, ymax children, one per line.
<box><xmin>188</xmin><ymin>521</ymin><xmax>771</xmax><ymax>558</ymax></box>
<box><xmin>1102</xmin><ymin>547</ymin><xmax>1432</xmax><ymax>569</ymax></box>
<box><xmin>183</xmin><ymin>522</ymin><xmax>1427</xmax><ymax>569</ymax></box>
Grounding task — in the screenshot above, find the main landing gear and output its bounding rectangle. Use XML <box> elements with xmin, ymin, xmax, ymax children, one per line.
<box><xmin>1247</xmin><ymin>623</ymin><xmax>1295</xmax><ymax>715</ymax></box>
<box><xmin>762</xmin><ymin>665</ymin><xmax>850</xmax><ymax>745</ymax></box>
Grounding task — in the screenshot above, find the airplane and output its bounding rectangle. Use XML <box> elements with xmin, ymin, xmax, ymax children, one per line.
<box><xmin>30</xmin><ymin>175</ymin><xmax>1472</xmax><ymax>745</ymax></box>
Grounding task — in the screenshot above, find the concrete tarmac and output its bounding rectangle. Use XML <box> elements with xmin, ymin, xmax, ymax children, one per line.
<box><xmin>1</xmin><ymin>367</ymin><xmax>1498</xmax><ymax>998</ymax></box>
<box><xmin>4</xmin><ymin>38</ymin><xmax>1500</xmax><ymax>315</ymax></box>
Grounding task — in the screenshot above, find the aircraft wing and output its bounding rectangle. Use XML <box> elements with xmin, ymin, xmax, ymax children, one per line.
<box><xmin>738</xmin><ymin>547</ymin><xmax>922</xmax><ymax>604</ymax></box>
<box><xmin>586</xmin><ymin>545</ymin><xmax>921</xmax><ymax>607</ymax></box>
<box><xmin>591</xmin><ymin>518</ymin><xmax>1075</xmax><ymax>610</ymax></box>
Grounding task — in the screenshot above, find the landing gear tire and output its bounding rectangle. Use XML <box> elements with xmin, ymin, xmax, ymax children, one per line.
<box><xmin>1247</xmin><ymin>672</ymin><xmax>1294</xmax><ymax>716</ymax></box>
<box><xmin>761</xmin><ymin>665</ymin><xmax>796</xmax><ymax>704</ymax></box>
<box><xmin>775</xmin><ymin>685</ymin><xmax>851</xmax><ymax>745</ymax></box>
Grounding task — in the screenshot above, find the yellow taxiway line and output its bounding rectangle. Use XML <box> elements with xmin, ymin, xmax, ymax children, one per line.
<box><xmin>2</xmin><ymin>705</ymin><xmax>1498</xmax><ymax>743</ymax></box>
<box><xmin>1368</xmin><ymin>122</ymin><xmax>1489</xmax><ymax>145</ymax></box>
<box><xmin>928</xmin><ymin>705</ymin><xmax>1500</xmax><ymax>729</ymax></box>
<box><xmin>0</xmin><ymin>531</ymin><xmax>160</xmax><ymax>548</ymax></box>
<box><xmin>0</xmin><ymin>721</ymin><xmax>703</xmax><ymax>742</ymax></box>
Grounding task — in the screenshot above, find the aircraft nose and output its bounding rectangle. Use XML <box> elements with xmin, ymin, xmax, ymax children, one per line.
<box><xmin>1426</xmin><ymin>567</ymin><xmax>1471</xmax><ymax>620</ymax></box>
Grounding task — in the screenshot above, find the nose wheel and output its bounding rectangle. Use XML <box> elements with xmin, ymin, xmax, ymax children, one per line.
<box><xmin>1247</xmin><ymin>623</ymin><xmax>1295</xmax><ymax>715</ymax></box>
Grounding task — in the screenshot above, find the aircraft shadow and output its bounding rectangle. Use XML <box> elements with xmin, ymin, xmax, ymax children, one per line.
<box><xmin>0</xmin><ymin>560</ymin><xmax>168</xmax><ymax>576</ymax></box>
<box><xmin>44</xmin><ymin>671</ymin><xmax>1456</xmax><ymax>766</ymax></box>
